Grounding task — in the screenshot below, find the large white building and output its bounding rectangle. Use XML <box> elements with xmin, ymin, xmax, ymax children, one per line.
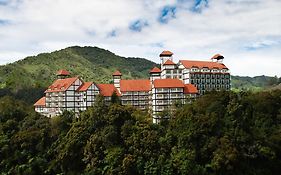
<box><xmin>34</xmin><ymin>51</ymin><xmax>230</xmax><ymax>122</ymax></box>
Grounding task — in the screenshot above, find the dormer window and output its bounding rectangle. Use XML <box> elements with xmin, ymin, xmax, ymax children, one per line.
<box><xmin>202</xmin><ymin>68</ymin><xmax>209</xmax><ymax>72</ymax></box>
<box><xmin>191</xmin><ymin>68</ymin><xmax>198</xmax><ymax>72</ymax></box>
<box><xmin>222</xmin><ymin>69</ymin><xmax>228</xmax><ymax>73</ymax></box>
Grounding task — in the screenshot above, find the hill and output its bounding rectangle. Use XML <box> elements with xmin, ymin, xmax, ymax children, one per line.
<box><xmin>0</xmin><ymin>46</ymin><xmax>157</xmax><ymax>89</ymax></box>
<box><xmin>0</xmin><ymin>46</ymin><xmax>280</xmax><ymax>103</ymax></box>
<box><xmin>231</xmin><ymin>75</ymin><xmax>281</xmax><ymax>91</ymax></box>
<box><xmin>0</xmin><ymin>91</ymin><xmax>280</xmax><ymax>174</ymax></box>
<box><xmin>0</xmin><ymin>46</ymin><xmax>157</xmax><ymax>103</ymax></box>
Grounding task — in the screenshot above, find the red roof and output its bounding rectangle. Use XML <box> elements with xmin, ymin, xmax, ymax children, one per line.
<box><xmin>34</xmin><ymin>97</ymin><xmax>46</xmax><ymax>106</ymax></box>
<box><xmin>153</xmin><ymin>79</ymin><xmax>184</xmax><ymax>88</ymax></box>
<box><xmin>77</xmin><ymin>82</ymin><xmax>93</xmax><ymax>91</ymax></box>
<box><xmin>184</xmin><ymin>84</ymin><xmax>198</xmax><ymax>94</ymax></box>
<box><xmin>113</xmin><ymin>70</ymin><xmax>122</xmax><ymax>76</ymax></box>
<box><xmin>97</xmin><ymin>84</ymin><xmax>121</xmax><ymax>97</ymax></box>
<box><xmin>160</xmin><ymin>50</ymin><xmax>173</xmax><ymax>57</ymax></box>
<box><xmin>120</xmin><ymin>79</ymin><xmax>151</xmax><ymax>92</ymax></box>
<box><xmin>180</xmin><ymin>60</ymin><xmax>228</xmax><ymax>70</ymax></box>
<box><xmin>211</xmin><ymin>54</ymin><xmax>224</xmax><ymax>60</ymax></box>
<box><xmin>163</xmin><ymin>59</ymin><xmax>176</xmax><ymax>65</ymax></box>
<box><xmin>57</xmin><ymin>69</ymin><xmax>70</xmax><ymax>76</ymax></box>
<box><xmin>149</xmin><ymin>67</ymin><xmax>161</xmax><ymax>74</ymax></box>
<box><xmin>45</xmin><ymin>77</ymin><xmax>78</xmax><ymax>93</ymax></box>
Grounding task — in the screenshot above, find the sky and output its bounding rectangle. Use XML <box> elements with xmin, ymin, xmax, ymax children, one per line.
<box><xmin>0</xmin><ymin>0</ymin><xmax>281</xmax><ymax>76</ymax></box>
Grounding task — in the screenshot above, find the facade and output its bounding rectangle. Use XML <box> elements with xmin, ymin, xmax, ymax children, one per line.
<box><xmin>96</xmin><ymin>83</ymin><xmax>121</xmax><ymax>103</ymax></box>
<box><xmin>120</xmin><ymin>79</ymin><xmax>151</xmax><ymax>110</ymax></box>
<box><xmin>34</xmin><ymin>50</ymin><xmax>230</xmax><ymax>122</ymax></box>
<box><xmin>159</xmin><ymin>51</ymin><xmax>231</xmax><ymax>95</ymax></box>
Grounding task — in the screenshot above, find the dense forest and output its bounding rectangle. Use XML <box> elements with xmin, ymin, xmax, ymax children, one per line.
<box><xmin>0</xmin><ymin>90</ymin><xmax>280</xmax><ymax>175</ymax></box>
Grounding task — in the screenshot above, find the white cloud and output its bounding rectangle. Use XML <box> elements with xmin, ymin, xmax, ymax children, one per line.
<box><xmin>0</xmin><ymin>0</ymin><xmax>280</xmax><ymax>76</ymax></box>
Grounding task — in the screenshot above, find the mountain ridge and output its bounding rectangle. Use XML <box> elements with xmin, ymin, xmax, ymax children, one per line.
<box><xmin>0</xmin><ymin>45</ymin><xmax>280</xmax><ymax>103</ymax></box>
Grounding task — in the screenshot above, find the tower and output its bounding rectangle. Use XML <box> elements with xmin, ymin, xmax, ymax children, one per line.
<box><xmin>112</xmin><ymin>70</ymin><xmax>122</xmax><ymax>92</ymax></box>
<box><xmin>159</xmin><ymin>50</ymin><xmax>173</xmax><ymax>65</ymax></box>
<box><xmin>149</xmin><ymin>67</ymin><xmax>161</xmax><ymax>82</ymax></box>
<box><xmin>56</xmin><ymin>69</ymin><xmax>70</xmax><ymax>79</ymax></box>
<box><xmin>211</xmin><ymin>54</ymin><xmax>224</xmax><ymax>63</ymax></box>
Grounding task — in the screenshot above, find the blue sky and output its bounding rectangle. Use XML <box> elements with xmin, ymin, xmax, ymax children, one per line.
<box><xmin>0</xmin><ymin>0</ymin><xmax>281</xmax><ymax>76</ymax></box>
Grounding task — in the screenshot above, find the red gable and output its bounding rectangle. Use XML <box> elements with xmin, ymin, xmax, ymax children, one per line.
<box><xmin>113</xmin><ymin>70</ymin><xmax>122</xmax><ymax>76</ymax></box>
<box><xmin>34</xmin><ymin>97</ymin><xmax>46</xmax><ymax>106</ymax></box>
<box><xmin>154</xmin><ymin>79</ymin><xmax>184</xmax><ymax>88</ymax></box>
<box><xmin>184</xmin><ymin>84</ymin><xmax>198</xmax><ymax>94</ymax></box>
<box><xmin>211</xmin><ymin>54</ymin><xmax>224</xmax><ymax>60</ymax></box>
<box><xmin>77</xmin><ymin>82</ymin><xmax>93</xmax><ymax>92</ymax></box>
<box><xmin>160</xmin><ymin>50</ymin><xmax>173</xmax><ymax>57</ymax></box>
<box><xmin>57</xmin><ymin>69</ymin><xmax>70</xmax><ymax>76</ymax></box>
<box><xmin>97</xmin><ymin>84</ymin><xmax>121</xmax><ymax>97</ymax></box>
<box><xmin>163</xmin><ymin>59</ymin><xmax>176</xmax><ymax>65</ymax></box>
<box><xmin>45</xmin><ymin>77</ymin><xmax>78</xmax><ymax>93</ymax></box>
<box><xmin>150</xmin><ymin>67</ymin><xmax>161</xmax><ymax>74</ymax></box>
<box><xmin>180</xmin><ymin>60</ymin><xmax>228</xmax><ymax>70</ymax></box>
<box><xmin>120</xmin><ymin>79</ymin><xmax>151</xmax><ymax>92</ymax></box>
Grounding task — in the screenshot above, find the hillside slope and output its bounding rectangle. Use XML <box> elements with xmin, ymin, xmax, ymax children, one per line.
<box><xmin>0</xmin><ymin>46</ymin><xmax>157</xmax><ymax>90</ymax></box>
<box><xmin>231</xmin><ymin>75</ymin><xmax>281</xmax><ymax>91</ymax></box>
<box><xmin>0</xmin><ymin>46</ymin><xmax>279</xmax><ymax>104</ymax></box>
<box><xmin>0</xmin><ymin>46</ymin><xmax>157</xmax><ymax>103</ymax></box>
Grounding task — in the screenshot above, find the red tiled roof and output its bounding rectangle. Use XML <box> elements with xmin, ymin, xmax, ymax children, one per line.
<box><xmin>97</xmin><ymin>84</ymin><xmax>121</xmax><ymax>97</ymax></box>
<box><xmin>184</xmin><ymin>84</ymin><xmax>198</xmax><ymax>94</ymax></box>
<box><xmin>77</xmin><ymin>82</ymin><xmax>93</xmax><ymax>91</ymax></box>
<box><xmin>45</xmin><ymin>77</ymin><xmax>78</xmax><ymax>93</ymax></box>
<box><xmin>160</xmin><ymin>50</ymin><xmax>173</xmax><ymax>57</ymax></box>
<box><xmin>57</xmin><ymin>69</ymin><xmax>70</xmax><ymax>76</ymax></box>
<box><xmin>190</xmin><ymin>72</ymin><xmax>230</xmax><ymax>75</ymax></box>
<box><xmin>153</xmin><ymin>79</ymin><xmax>184</xmax><ymax>88</ymax></box>
<box><xmin>149</xmin><ymin>67</ymin><xmax>161</xmax><ymax>74</ymax></box>
<box><xmin>34</xmin><ymin>97</ymin><xmax>46</xmax><ymax>106</ymax></box>
<box><xmin>180</xmin><ymin>60</ymin><xmax>228</xmax><ymax>70</ymax></box>
<box><xmin>211</xmin><ymin>54</ymin><xmax>224</xmax><ymax>60</ymax></box>
<box><xmin>163</xmin><ymin>59</ymin><xmax>176</xmax><ymax>65</ymax></box>
<box><xmin>120</xmin><ymin>79</ymin><xmax>151</xmax><ymax>92</ymax></box>
<box><xmin>113</xmin><ymin>70</ymin><xmax>122</xmax><ymax>76</ymax></box>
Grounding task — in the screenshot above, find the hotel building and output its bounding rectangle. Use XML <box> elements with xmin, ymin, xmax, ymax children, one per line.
<box><xmin>34</xmin><ymin>51</ymin><xmax>230</xmax><ymax>122</ymax></box>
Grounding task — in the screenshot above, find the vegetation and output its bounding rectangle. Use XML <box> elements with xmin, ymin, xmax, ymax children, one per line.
<box><xmin>231</xmin><ymin>75</ymin><xmax>281</xmax><ymax>91</ymax></box>
<box><xmin>0</xmin><ymin>46</ymin><xmax>280</xmax><ymax>103</ymax></box>
<box><xmin>0</xmin><ymin>90</ymin><xmax>280</xmax><ymax>175</ymax></box>
<box><xmin>0</xmin><ymin>46</ymin><xmax>157</xmax><ymax>103</ymax></box>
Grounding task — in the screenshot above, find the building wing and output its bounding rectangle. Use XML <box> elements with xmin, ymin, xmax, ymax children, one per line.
<box><xmin>120</xmin><ymin>79</ymin><xmax>151</xmax><ymax>92</ymax></box>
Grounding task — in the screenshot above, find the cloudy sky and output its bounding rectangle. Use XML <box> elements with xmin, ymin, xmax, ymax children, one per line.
<box><xmin>0</xmin><ymin>0</ymin><xmax>281</xmax><ymax>76</ymax></box>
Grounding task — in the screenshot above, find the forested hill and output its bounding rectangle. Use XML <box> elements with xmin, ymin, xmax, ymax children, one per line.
<box><xmin>0</xmin><ymin>46</ymin><xmax>157</xmax><ymax>103</ymax></box>
<box><xmin>0</xmin><ymin>46</ymin><xmax>157</xmax><ymax>90</ymax></box>
<box><xmin>0</xmin><ymin>46</ymin><xmax>280</xmax><ymax>104</ymax></box>
<box><xmin>0</xmin><ymin>90</ymin><xmax>280</xmax><ymax>174</ymax></box>
<box><xmin>231</xmin><ymin>75</ymin><xmax>281</xmax><ymax>91</ymax></box>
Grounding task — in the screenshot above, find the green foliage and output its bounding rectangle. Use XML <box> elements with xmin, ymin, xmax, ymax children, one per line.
<box><xmin>0</xmin><ymin>46</ymin><xmax>157</xmax><ymax>104</ymax></box>
<box><xmin>0</xmin><ymin>90</ymin><xmax>281</xmax><ymax>174</ymax></box>
<box><xmin>231</xmin><ymin>75</ymin><xmax>281</xmax><ymax>91</ymax></box>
